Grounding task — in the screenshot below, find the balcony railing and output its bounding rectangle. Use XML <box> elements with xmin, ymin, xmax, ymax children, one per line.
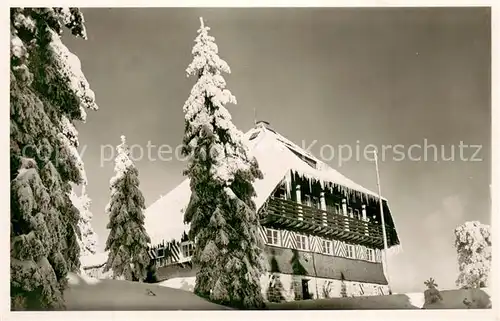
<box><xmin>260</xmin><ymin>197</ymin><xmax>396</xmax><ymax>248</ymax></box>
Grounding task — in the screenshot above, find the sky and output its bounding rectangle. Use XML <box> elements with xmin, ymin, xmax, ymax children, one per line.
<box><xmin>63</xmin><ymin>7</ymin><xmax>491</xmax><ymax>294</ymax></box>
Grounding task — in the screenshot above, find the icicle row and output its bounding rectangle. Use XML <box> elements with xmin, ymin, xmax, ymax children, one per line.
<box><xmin>290</xmin><ymin>169</ymin><xmax>377</xmax><ymax>204</ymax></box>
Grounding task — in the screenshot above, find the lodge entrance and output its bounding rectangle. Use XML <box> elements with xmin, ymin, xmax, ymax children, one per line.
<box><xmin>301</xmin><ymin>279</ymin><xmax>311</xmax><ymax>300</ymax></box>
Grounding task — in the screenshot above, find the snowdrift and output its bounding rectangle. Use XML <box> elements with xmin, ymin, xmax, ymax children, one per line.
<box><xmin>64</xmin><ymin>273</ymin><xmax>229</xmax><ymax>310</ymax></box>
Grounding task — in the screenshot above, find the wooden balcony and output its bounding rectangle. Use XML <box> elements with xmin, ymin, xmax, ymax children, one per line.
<box><xmin>260</xmin><ymin>197</ymin><xmax>397</xmax><ymax>249</ymax></box>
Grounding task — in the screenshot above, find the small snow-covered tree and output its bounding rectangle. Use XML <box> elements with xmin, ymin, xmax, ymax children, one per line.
<box><xmin>104</xmin><ymin>136</ymin><xmax>151</xmax><ymax>282</ymax></box>
<box><xmin>454</xmin><ymin>221</ymin><xmax>491</xmax><ymax>288</ymax></box>
<box><xmin>423</xmin><ymin>277</ymin><xmax>442</xmax><ymax>304</ymax></box>
<box><xmin>181</xmin><ymin>17</ymin><xmax>265</xmax><ymax>309</ymax></box>
<box><xmin>69</xmin><ymin>186</ymin><xmax>98</xmax><ymax>257</ymax></box>
<box><xmin>10</xmin><ymin>8</ymin><xmax>97</xmax><ymax>310</ymax></box>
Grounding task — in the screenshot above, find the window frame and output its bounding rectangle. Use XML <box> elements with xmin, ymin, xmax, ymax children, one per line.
<box><xmin>249</xmin><ymin>132</ymin><xmax>260</xmax><ymax>140</ymax></box>
<box><xmin>322</xmin><ymin>240</ymin><xmax>333</xmax><ymax>255</ymax></box>
<box><xmin>366</xmin><ymin>248</ymin><xmax>374</xmax><ymax>262</ymax></box>
<box><xmin>278</xmin><ymin>187</ymin><xmax>287</xmax><ymax>200</ymax></box>
<box><xmin>354</xmin><ymin>208</ymin><xmax>360</xmax><ymax>220</ymax></box>
<box><xmin>345</xmin><ymin>244</ymin><xmax>354</xmax><ymax>259</ymax></box>
<box><xmin>266</xmin><ymin>228</ymin><xmax>280</xmax><ymax>246</ymax></box>
<box><xmin>181</xmin><ymin>242</ymin><xmax>194</xmax><ymax>258</ymax></box>
<box><xmin>312</xmin><ymin>196</ymin><xmax>320</xmax><ymax>209</ymax></box>
<box><xmin>157</xmin><ymin>247</ymin><xmax>165</xmax><ymax>258</ymax></box>
<box><xmin>304</xmin><ymin>195</ymin><xmax>312</xmax><ymax>207</ymax></box>
<box><xmin>296</xmin><ymin>234</ymin><xmax>308</xmax><ymax>251</ymax></box>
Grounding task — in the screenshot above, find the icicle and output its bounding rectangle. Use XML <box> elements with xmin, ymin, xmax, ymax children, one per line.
<box><xmin>285</xmin><ymin>170</ymin><xmax>292</xmax><ymax>199</ymax></box>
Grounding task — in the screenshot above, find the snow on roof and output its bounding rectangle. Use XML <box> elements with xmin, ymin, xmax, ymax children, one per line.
<box><xmin>145</xmin><ymin>124</ymin><xmax>386</xmax><ymax>246</ymax></box>
<box><xmin>260</xmin><ymin>127</ymin><xmax>383</xmax><ymax>199</ymax></box>
<box><xmin>145</xmin><ymin>179</ymin><xmax>192</xmax><ymax>246</ymax></box>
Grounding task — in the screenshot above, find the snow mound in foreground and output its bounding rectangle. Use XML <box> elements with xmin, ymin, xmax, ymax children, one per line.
<box><xmin>64</xmin><ymin>275</ymin><xmax>229</xmax><ymax>310</ymax></box>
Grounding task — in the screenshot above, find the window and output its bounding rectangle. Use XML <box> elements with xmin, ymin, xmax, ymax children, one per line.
<box><xmin>156</xmin><ymin>257</ymin><xmax>170</xmax><ymax>268</ymax></box>
<box><xmin>266</xmin><ymin>228</ymin><xmax>280</xmax><ymax>246</ymax></box>
<box><xmin>181</xmin><ymin>242</ymin><xmax>194</xmax><ymax>258</ymax></box>
<box><xmin>249</xmin><ymin>132</ymin><xmax>260</xmax><ymax>140</ymax></box>
<box><xmin>346</xmin><ymin>244</ymin><xmax>354</xmax><ymax>258</ymax></box>
<box><xmin>157</xmin><ymin>247</ymin><xmax>165</xmax><ymax>258</ymax></box>
<box><xmin>304</xmin><ymin>195</ymin><xmax>320</xmax><ymax>209</ymax></box>
<box><xmin>276</xmin><ymin>186</ymin><xmax>287</xmax><ymax>200</ymax></box>
<box><xmin>287</xmin><ymin>147</ymin><xmax>317</xmax><ymax>169</ymax></box>
<box><xmin>296</xmin><ymin>234</ymin><xmax>308</xmax><ymax>251</ymax></box>
<box><xmin>322</xmin><ymin>240</ymin><xmax>333</xmax><ymax>255</ymax></box>
<box><xmin>354</xmin><ymin>209</ymin><xmax>360</xmax><ymax>220</ymax></box>
<box><xmin>304</xmin><ymin>195</ymin><xmax>312</xmax><ymax>207</ymax></box>
<box><xmin>366</xmin><ymin>248</ymin><xmax>374</xmax><ymax>262</ymax></box>
<box><xmin>348</xmin><ymin>207</ymin><xmax>354</xmax><ymax>218</ymax></box>
<box><xmin>312</xmin><ymin>196</ymin><xmax>320</xmax><ymax>209</ymax></box>
<box><xmin>334</xmin><ymin>203</ymin><xmax>341</xmax><ymax>214</ymax></box>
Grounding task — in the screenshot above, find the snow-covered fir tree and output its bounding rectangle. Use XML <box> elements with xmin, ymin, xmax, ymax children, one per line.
<box><xmin>181</xmin><ymin>17</ymin><xmax>265</xmax><ymax>309</ymax></box>
<box><xmin>423</xmin><ymin>277</ymin><xmax>443</xmax><ymax>304</ymax></box>
<box><xmin>454</xmin><ymin>221</ymin><xmax>491</xmax><ymax>288</ymax></box>
<box><xmin>10</xmin><ymin>8</ymin><xmax>97</xmax><ymax>310</ymax></box>
<box><xmin>69</xmin><ymin>186</ymin><xmax>98</xmax><ymax>257</ymax></box>
<box><xmin>104</xmin><ymin>135</ymin><xmax>151</xmax><ymax>282</ymax></box>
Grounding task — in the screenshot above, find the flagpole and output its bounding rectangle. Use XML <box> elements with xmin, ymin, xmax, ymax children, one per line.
<box><xmin>373</xmin><ymin>150</ymin><xmax>392</xmax><ymax>294</ymax></box>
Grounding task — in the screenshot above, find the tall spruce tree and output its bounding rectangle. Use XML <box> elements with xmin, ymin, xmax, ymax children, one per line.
<box><xmin>104</xmin><ymin>136</ymin><xmax>151</xmax><ymax>282</ymax></box>
<box><xmin>69</xmin><ymin>186</ymin><xmax>98</xmax><ymax>257</ymax></box>
<box><xmin>182</xmin><ymin>17</ymin><xmax>265</xmax><ymax>309</ymax></box>
<box><xmin>10</xmin><ymin>8</ymin><xmax>97</xmax><ymax>310</ymax></box>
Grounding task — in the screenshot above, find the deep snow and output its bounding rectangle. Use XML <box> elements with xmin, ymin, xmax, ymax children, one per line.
<box><xmin>64</xmin><ymin>273</ymin><xmax>229</xmax><ymax>310</ymax></box>
<box><xmin>64</xmin><ymin>272</ymin><xmax>491</xmax><ymax>311</ymax></box>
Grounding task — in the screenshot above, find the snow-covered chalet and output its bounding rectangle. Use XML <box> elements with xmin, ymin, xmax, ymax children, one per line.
<box><xmin>144</xmin><ymin>121</ymin><xmax>401</xmax><ymax>301</ymax></box>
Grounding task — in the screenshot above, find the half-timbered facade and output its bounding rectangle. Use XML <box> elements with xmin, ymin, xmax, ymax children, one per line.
<box><xmin>144</xmin><ymin>121</ymin><xmax>401</xmax><ymax>301</ymax></box>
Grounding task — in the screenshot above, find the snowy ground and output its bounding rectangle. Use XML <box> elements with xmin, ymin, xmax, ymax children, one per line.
<box><xmin>265</xmin><ymin>288</ymin><xmax>491</xmax><ymax>310</ymax></box>
<box><xmin>65</xmin><ymin>273</ymin><xmax>490</xmax><ymax>310</ymax></box>
<box><xmin>64</xmin><ymin>273</ymin><xmax>229</xmax><ymax>310</ymax></box>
